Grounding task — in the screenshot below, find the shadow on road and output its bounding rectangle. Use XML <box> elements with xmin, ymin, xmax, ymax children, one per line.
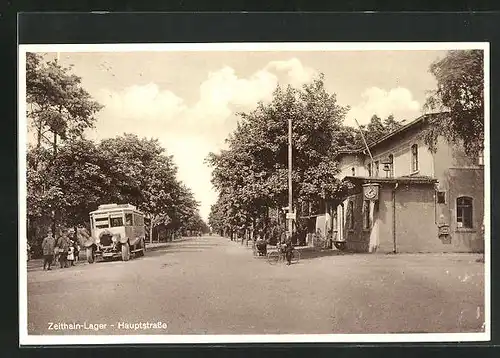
<box><xmin>143</xmin><ymin>248</ymin><xmax>205</xmax><ymax>257</ymax></box>
<box><xmin>298</xmin><ymin>249</ymin><xmax>356</xmax><ymax>260</ymax></box>
<box><xmin>246</xmin><ymin>245</ymin><xmax>357</xmax><ymax>262</ymax></box>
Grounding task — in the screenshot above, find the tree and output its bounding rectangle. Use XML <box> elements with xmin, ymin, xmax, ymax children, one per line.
<box><xmin>97</xmin><ymin>134</ymin><xmax>205</xmax><ymax>239</ymax></box>
<box><xmin>351</xmin><ymin>114</ymin><xmax>404</xmax><ymax>147</ymax></box>
<box><xmin>26</xmin><ymin>53</ymin><xmax>103</xmax><ymax>155</ymax></box>
<box><xmin>27</xmin><ymin>131</ymin><xmax>204</xmax><ymax>246</ymax></box>
<box><xmin>207</xmin><ymin>74</ymin><xmax>351</xmax><ymax>240</ymax></box>
<box><xmin>48</xmin><ymin>139</ymin><xmax>109</xmax><ymax>228</ymax></box>
<box><xmin>383</xmin><ymin>114</ymin><xmax>402</xmax><ymax>133</ymax></box>
<box><xmin>424</xmin><ymin>50</ymin><xmax>484</xmax><ymax>157</ymax></box>
<box><xmin>26</xmin><ymin>53</ymin><xmax>104</xmax><ymax>239</ymax></box>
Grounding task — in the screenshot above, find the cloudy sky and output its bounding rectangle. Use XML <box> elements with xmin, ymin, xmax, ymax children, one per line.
<box><xmin>31</xmin><ymin>48</ymin><xmax>448</xmax><ymax>221</ymax></box>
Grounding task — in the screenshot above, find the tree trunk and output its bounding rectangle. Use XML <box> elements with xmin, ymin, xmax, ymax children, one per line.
<box><xmin>51</xmin><ymin>210</ymin><xmax>57</xmax><ymax>239</ymax></box>
<box><xmin>53</xmin><ymin>132</ymin><xmax>58</xmax><ymax>158</ymax></box>
<box><xmin>149</xmin><ymin>223</ymin><xmax>153</xmax><ymax>244</ymax></box>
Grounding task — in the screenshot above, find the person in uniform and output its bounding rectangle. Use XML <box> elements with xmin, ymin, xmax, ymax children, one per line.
<box><xmin>56</xmin><ymin>229</ymin><xmax>71</xmax><ymax>268</ymax></box>
<box><xmin>41</xmin><ymin>231</ymin><xmax>56</xmax><ymax>270</ymax></box>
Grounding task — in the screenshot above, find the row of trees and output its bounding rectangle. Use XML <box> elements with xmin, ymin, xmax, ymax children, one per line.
<box><xmin>206</xmin><ymin>75</ymin><xmax>402</xmax><ymax>242</ymax></box>
<box><xmin>26</xmin><ymin>53</ymin><xmax>208</xmax><ymax>245</ymax></box>
<box><xmin>207</xmin><ymin>50</ymin><xmax>484</xmax><ymax>243</ymax></box>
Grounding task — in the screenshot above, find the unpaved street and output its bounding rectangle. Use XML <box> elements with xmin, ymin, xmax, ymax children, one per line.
<box><xmin>26</xmin><ymin>236</ymin><xmax>485</xmax><ymax>335</ymax></box>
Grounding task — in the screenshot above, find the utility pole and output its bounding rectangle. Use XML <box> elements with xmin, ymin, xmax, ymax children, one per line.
<box><xmin>354</xmin><ymin>118</ymin><xmax>374</xmax><ymax>175</ymax></box>
<box><xmin>288</xmin><ymin>116</ymin><xmax>293</xmax><ymax>239</ymax></box>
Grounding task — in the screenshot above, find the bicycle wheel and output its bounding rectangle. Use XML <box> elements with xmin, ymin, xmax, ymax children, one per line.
<box><xmin>291</xmin><ymin>249</ymin><xmax>300</xmax><ymax>264</ymax></box>
<box><xmin>267</xmin><ymin>251</ymin><xmax>280</xmax><ymax>265</ymax></box>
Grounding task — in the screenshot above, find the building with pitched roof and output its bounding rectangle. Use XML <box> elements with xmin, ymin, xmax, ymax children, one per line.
<box><xmin>315</xmin><ymin>113</ymin><xmax>484</xmax><ymax>253</ymax></box>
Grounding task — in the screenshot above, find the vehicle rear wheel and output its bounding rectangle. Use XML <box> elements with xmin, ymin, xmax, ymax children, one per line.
<box><xmin>121</xmin><ymin>242</ymin><xmax>130</xmax><ymax>261</ymax></box>
<box><xmin>86</xmin><ymin>246</ymin><xmax>94</xmax><ymax>264</ymax></box>
<box><xmin>291</xmin><ymin>249</ymin><xmax>300</xmax><ymax>264</ymax></box>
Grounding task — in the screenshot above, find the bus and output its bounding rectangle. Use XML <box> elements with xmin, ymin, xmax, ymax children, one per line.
<box><xmin>84</xmin><ymin>203</ymin><xmax>146</xmax><ymax>263</ymax></box>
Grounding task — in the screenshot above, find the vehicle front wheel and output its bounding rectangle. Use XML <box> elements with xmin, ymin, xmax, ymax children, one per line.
<box><xmin>86</xmin><ymin>247</ymin><xmax>95</xmax><ymax>263</ymax></box>
<box><xmin>121</xmin><ymin>242</ymin><xmax>130</xmax><ymax>261</ymax></box>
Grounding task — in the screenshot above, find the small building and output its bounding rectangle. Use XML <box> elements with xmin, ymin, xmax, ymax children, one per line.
<box><xmin>319</xmin><ymin>113</ymin><xmax>484</xmax><ymax>253</ymax></box>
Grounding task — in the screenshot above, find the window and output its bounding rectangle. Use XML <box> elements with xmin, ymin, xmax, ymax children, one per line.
<box><xmin>363</xmin><ymin>200</ymin><xmax>370</xmax><ymax>229</ymax></box>
<box><xmin>110</xmin><ymin>217</ymin><xmax>124</xmax><ymax>227</ymax></box>
<box><xmin>94</xmin><ymin>217</ymin><xmax>109</xmax><ymax>229</ymax></box>
<box><xmin>374</xmin><ymin>161</ymin><xmax>380</xmax><ymax>177</ymax></box>
<box><xmin>411</xmin><ymin>144</ymin><xmax>419</xmax><ymax>172</ymax></box>
<box><xmin>456</xmin><ymin>196</ymin><xmax>473</xmax><ymax>229</ymax></box>
<box><xmin>125</xmin><ymin>213</ymin><xmax>133</xmax><ymax>226</ymax></box>
<box><xmin>351</xmin><ymin>167</ymin><xmax>356</xmax><ymax>176</ymax></box>
<box><xmin>388</xmin><ymin>154</ymin><xmax>394</xmax><ymax>177</ymax></box>
<box><xmin>348</xmin><ymin>201</ymin><xmax>354</xmax><ymax>230</ymax></box>
<box><xmin>437</xmin><ymin>191</ymin><xmax>446</xmax><ymax>204</ymax></box>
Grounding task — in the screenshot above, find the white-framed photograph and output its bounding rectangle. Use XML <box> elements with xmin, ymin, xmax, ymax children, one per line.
<box><xmin>19</xmin><ymin>41</ymin><xmax>490</xmax><ymax>345</ymax></box>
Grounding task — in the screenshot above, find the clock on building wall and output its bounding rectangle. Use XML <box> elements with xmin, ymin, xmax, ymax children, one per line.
<box><xmin>363</xmin><ymin>184</ymin><xmax>379</xmax><ymax>201</ymax></box>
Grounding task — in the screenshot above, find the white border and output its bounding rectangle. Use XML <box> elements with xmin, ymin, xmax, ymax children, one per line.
<box><xmin>19</xmin><ymin>42</ymin><xmax>491</xmax><ymax>346</ymax></box>
<box><xmin>483</xmin><ymin>42</ymin><xmax>491</xmax><ymax>342</ymax></box>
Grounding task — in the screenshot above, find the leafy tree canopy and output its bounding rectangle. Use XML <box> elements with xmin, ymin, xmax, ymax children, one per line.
<box><xmin>26</xmin><ymin>53</ymin><xmax>103</xmax><ymax>147</ymax></box>
<box><xmin>424</xmin><ymin>50</ymin><xmax>484</xmax><ymax>157</ymax></box>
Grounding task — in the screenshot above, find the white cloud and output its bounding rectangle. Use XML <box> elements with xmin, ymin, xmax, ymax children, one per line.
<box><xmin>89</xmin><ymin>58</ymin><xmax>315</xmax><ymax>221</ymax></box>
<box><xmin>266</xmin><ymin>58</ymin><xmax>317</xmax><ymax>87</ymax></box>
<box><xmin>98</xmin><ymin>84</ymin><xmax>186</xmax><ymax>121</ymax></box>
<box><xmin>345</xmin><ymin>86</ymin><xmax>421</xmax><ymax>126</ymax></box>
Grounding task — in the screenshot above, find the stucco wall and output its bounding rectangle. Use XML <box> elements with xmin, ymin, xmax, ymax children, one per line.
<box><xmin>338</xmin><ymin>154</ymin><xmax>368</xmax><ymax>179</ymax></box>
<box><xmin>392</xmin><ymin>184</ymin><xmax>439</xmax><ymax>253</ymax></box>
<box><xmin>366</xmin><ymin>127</ymin><xmax>435</xmax><ymax>178</ymax></box>
<box><xmin>315</xmin><ymin>213</ymin><xmax>331</xmax><ymax>236</ymax></box>
<box><xmin>337</xmin><ymin>124</ymin><xmax>436</xmax><ymax>180</ymax></box>
<box><xmin>443</xmin><ymin>168</ymin><xmax>484</xmax><ymax>252</ymax></box>
<box><xmin>367</xmin><ymin>183</ymin><xmax>439</xmax><ymax>253</ymax></box>
<box><xmin>331</xmin><ymin>122</ymin><xmax>485</xmax><ymax>253</ymax></box>
<box><xmin>433</xmin><ymin>136</ymin><xmax>485</xmax><ymax>252</ymax></box>
<box><xmin>377</xmin><ymin>186</ymin><xmax>395</xmax><ymax>253</ymax></box>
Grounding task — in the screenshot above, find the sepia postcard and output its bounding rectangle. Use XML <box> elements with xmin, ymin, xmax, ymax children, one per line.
<box><xmin>19</xmin><ymin>42</ymin><xmax>490</xmax><ymax>345</ymax></box>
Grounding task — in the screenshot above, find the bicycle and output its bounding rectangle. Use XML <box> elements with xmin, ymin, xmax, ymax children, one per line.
<box><xmin>267</xmin><ymin>247</ymin><xmax>300</xmax><ymax>265</ymax></box>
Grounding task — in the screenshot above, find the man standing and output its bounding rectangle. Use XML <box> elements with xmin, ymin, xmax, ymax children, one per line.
<box><xmin>284</xmin><ymin>234</ymin><xmax>294</xmax><ymax>266</ymax></box>
<box><xmin>56</xmin><ymin>229</ymin><xmax>71</xmax><ymax>268</ymax></box>
<box><xmin>41</xmin><ymin>231</ymin><xmax>56</xmax><ymax>270</ymax></box>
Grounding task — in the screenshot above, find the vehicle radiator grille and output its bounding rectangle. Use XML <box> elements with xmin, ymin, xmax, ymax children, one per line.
<box><xmin>99</xmin><ymin>233</ymin><xmax>113</xmax><ymax>246</ymax></box>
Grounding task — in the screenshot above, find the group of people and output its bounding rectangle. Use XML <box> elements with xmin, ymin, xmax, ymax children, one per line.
<box><xmin>40</xmin><ymin>229</ymin><xmax>81</xmax><ymax>271</ymax></box>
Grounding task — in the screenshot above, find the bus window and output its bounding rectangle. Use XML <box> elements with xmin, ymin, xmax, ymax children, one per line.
<box><xmin>125</xmin><ymin>213</ymin><xmax>133</xmax><ymax>226</ymax></box>
<box><xmin>94</xmin><ymin>217</ymin><xmax>109</xmax><ymax>229</ymax></box>
<box><xmin>110</xmin><ymin>217</ymin><xmax>124</xmax><ymax>227</ymax></box>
